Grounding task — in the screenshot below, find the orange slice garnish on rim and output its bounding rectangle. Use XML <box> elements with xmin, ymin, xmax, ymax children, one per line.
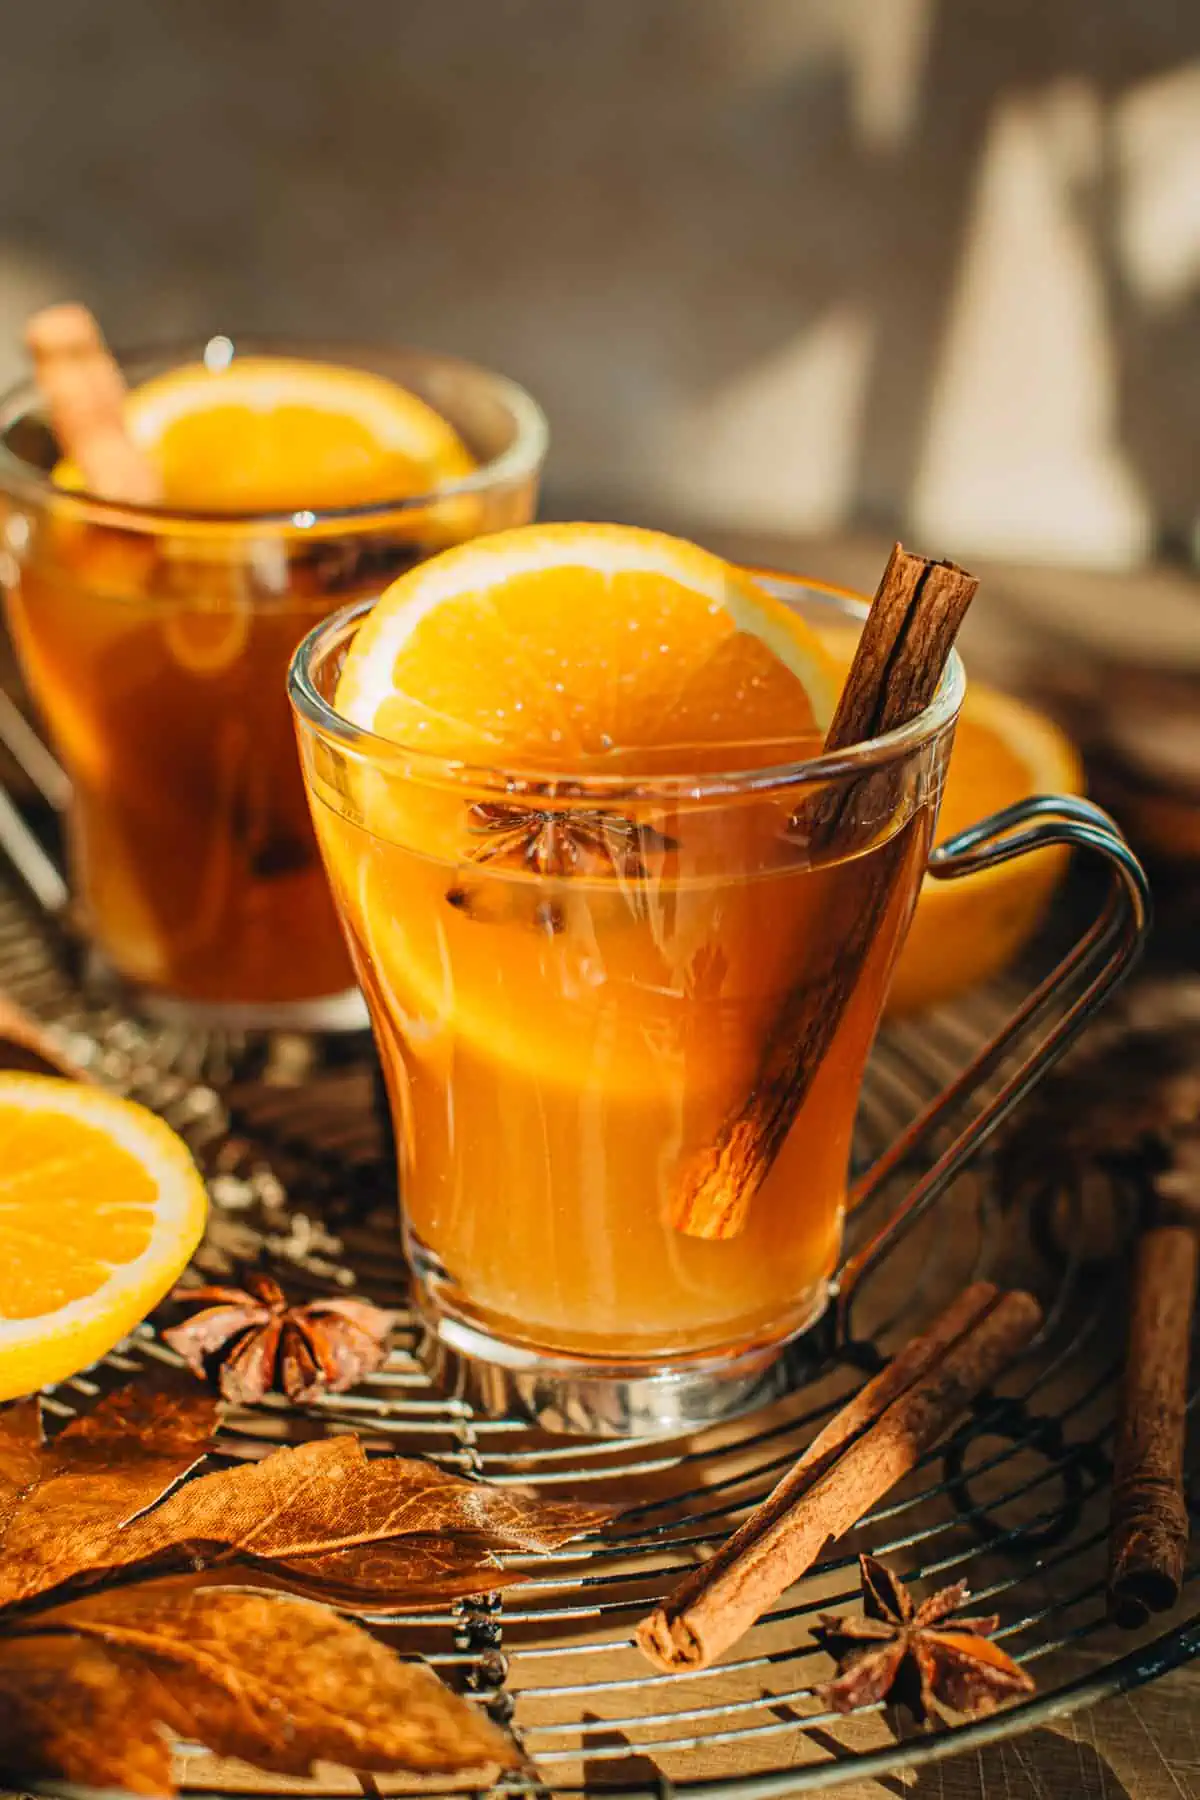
<box><xmin>335</xmin><ymin>522</ymin><xmax>839</xmax><ymax>770</ymax></box>
<box><xmin>57</xmin><ymin>353</ymin><xmax>476</xmax><ymax>514</ymax></box>
<box><xmin>317</xmin><ymin>524</ymin><xmax>841</xmax><ymax>1095</ymax></box>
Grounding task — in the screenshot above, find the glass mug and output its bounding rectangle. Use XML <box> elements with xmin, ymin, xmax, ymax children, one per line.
<box><xmin>0</xmin><ymin>339</ymin><xmax>547</xmax><ymax>1028</ymax></box>
<box><xmin>290</xmin><ymin>576</ymin><xmax>1149</xmax><ymax>1435</ymax></box>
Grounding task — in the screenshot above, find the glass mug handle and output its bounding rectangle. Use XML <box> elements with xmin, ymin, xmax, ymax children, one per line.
<box><xmin>836</xmin><ymin>795</ymin><xmax>1151</xmax><ymax>1337</ymax></box>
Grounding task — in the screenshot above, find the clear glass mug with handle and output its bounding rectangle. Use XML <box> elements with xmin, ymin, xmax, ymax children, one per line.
<box><xmin>0</xmin><ymin>337</ymin><xmax>547</xmax><ymax>1029</ymax></box>
<box><xmin>290</xmin><ymin>572</ymin><xmax>1149</xmax><ymax>1436</ymax></box>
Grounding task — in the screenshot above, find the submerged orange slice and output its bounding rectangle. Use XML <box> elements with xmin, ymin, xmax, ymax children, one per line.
<box><xmin>336</xmin><ymin>522</ymin><xmax>839</xmax><ymax>770</ymax></box>
<box><xmin>58</xmin><ymin>354</ymin><xmax>476</xmax><ymax>513</ymax></box>
<box><xmin>887</xmin><ymin>684</ymin><xmax>1084</xmax><ymax>1015</ymax></box>
<box><xmin>0</xmin><ymin>1075</ymin><xmax>208</xmax><ymax>1398</ymax></box>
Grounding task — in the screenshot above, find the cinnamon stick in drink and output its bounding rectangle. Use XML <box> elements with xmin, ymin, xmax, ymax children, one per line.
<box><xmin>25</xmin><ymin>304</ymin><xmax>161</xmax><ymax>506</ymax></box>
<box><xmin>1108</xmin><ymin>1222</ymin><xmax>1196</xmax><ymax>1626</ymax></box>
<box><xmin>636</xmin><ymin>1284</ymin><xmax>1041</xmax><ymax>1673</ymax></box>
<box><xmin>672</xmin><ymin>545</ymin><xmax>978</xmax><ymax>1240</ymax></box>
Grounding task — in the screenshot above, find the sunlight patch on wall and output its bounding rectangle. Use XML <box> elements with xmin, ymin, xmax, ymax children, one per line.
<box><xmin>913</xmin><ymin>82</ymin><xmax>1150</xmax><ymax>568</ymax></box>
<box><xmin>843</xmin><ymin>0</ymin><xmax>934</xmax><ymax>153</ymax></box>
<box><xmin>654</xmin><ymin>302</ymin><xmax>872</xmax><ymax>533</ymax></box>
<box><xmin>1116</xmin><ymin>61</ymin><xmax>1200</xmax><ymax>310</ymax></box>
<box><xmin>721</xmin><ymin>0</ymin><xmax>933</xmax><ymax>153</ymax></box>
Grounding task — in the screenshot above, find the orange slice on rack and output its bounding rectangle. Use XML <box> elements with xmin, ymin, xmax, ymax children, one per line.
<box><xmin>887</xmin><ymin>684</ymin><xmax>1084</xmax><ymax>1015</ymax></box>
<box><xmin>57</xmin><ymin>354</ymin><xmax>476</xmax><ymax>513</ymax></box>
<box><xmin>336</xmin><ymin>522</ymin><xmax>839</xmax><ymax>769</ymax></box>
<box><xmin>0</xmin><ymin>1075</ymin><xmax>208</xmax><ymax>1399</ymax></box>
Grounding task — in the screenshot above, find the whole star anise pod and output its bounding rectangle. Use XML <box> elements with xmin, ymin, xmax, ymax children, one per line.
<box><xmin>466</xmin><ymin>800</ymin><xmax>673</xmax><ymax>882</ymax></box>
<box><xmin>813</xmin><ymin>1555</ymin><xmax>1035</xmax><ymax>1725</ymax></box>
<box><xmin>164</xmin><ymin>1273</ymin><xmax>397</xmax><ymax>1405</ymax></box>
<box><xmin>446</xmin><ymin>799</ymin><xmax>676</xmax><ymax>934</ymax></box>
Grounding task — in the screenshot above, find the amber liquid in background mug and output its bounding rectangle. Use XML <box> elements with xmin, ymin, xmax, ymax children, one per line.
<box><xmin>292</xmin><ymin>579</ymin><xmax>953</xmax><ymax>1369</ymax></box>
<box><xmin>0</xmin><ymin>341</ymin><xmax>546</xmax><ymax>1022</ymax></box>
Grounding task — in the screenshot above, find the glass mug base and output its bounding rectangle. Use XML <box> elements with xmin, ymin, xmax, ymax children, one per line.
<box><xmin>83</xmin><ymin>947</ymin><xmax>370</xmax><ymax>1035</ymax></box>
<box><xmin>411</xmin><ymin>1244</ymin><xmax>831</xmax><ymax>1438</ymax></box>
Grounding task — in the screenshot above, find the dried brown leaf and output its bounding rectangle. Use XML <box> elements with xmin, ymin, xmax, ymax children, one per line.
<box><xmin>0</xmin><ymin>1375</ymin><xmax>613</xmax><ymax>1791</ymax></box>
<box><xmin>0</xmin><ymin>1632</ymin><xmax>173</xmax><ymax>1796</ymax></box>
<box><xmin>0</xmin><ymin>1376</ymin><xmax>220</xmax><ymax>1607</ymax></box>
<box><xmin>266</xmin><ymin>1535</ymin><xmax>515</xmax><ymax>1610</ymax></box>
<box><xmin>0</xmin><ymin>1399</ymin><xmax>44</xmax><ymax>1535</ymax></box>
<box><xmin>0</xmin><ymin>1580</ymin><xmax>515</xmax><ymax>1795</ymax></box>
<box><xmin>110</xmin><ymin>1435</ymin><xmax>614</xmax><ymax>1590</ymax></box>
<box><xmin>1</xmin><ymin>1413</ymin><xmax>613</xmax><ymax>1610</ymax></box>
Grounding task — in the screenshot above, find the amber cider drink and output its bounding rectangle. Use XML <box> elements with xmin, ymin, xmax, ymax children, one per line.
<box><xmin>292</xmin><ymin>576</ymin><xmax>954</xmax><ymax>1371</ymax></box>
<box><xmin>0</xmin><ymin>341</ymin><xmax>546</xmax><ymax>1021</ymax></box>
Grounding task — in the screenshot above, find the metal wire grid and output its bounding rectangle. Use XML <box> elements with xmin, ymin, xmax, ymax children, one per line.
<box><xmin>1</xmin><ymin>882</ymin><xmax>1197</xmax><ymax>1798</ymax></box>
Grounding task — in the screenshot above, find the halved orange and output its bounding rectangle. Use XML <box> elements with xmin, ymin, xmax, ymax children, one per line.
<box><xmin>0</xmin><ymin>1075</ymin><xmax>208</xmax><ymax>1399</ymax></box>
<box><xmin>336</xmin><ymin>522</ymin><xmax>839</xmax><ymax>770</ymax></box>
<box><xmin>887</xmin><ymin>684</ymin><xmax>1084</xmax><ymax>1015</ymax></box>
<box><xmin>59</xmin><ymin>354</ymin><xmax>476</xmax><ymax>514</ymax></box>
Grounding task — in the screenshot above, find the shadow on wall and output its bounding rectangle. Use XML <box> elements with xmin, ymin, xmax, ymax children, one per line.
<box><xmin>0</xmin><ymin>0</ymin><xmax>1194</xmax><ymax>567</ymax></box>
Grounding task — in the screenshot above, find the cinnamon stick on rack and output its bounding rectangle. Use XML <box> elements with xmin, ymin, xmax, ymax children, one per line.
<box><xmin>0</xmin><ymin>993</ymin><xmax>82</xmax><ymax>1078</ymax></box>
<box><xmin>1108</xmin><ymin>1221</ymin><xmax>1196</xmax><ymax>1627</ymax></box>
<box><xmin>636</xmin><ymin>1283</ymin><xmax>1041</xmax><ymax>1674</ymax></box>
<box><xmin>672</xmin><ymin>544</ymin><xmax>979</xmax><ymax>1240</ymax></box>
<box><xmin>25</xmin><ymin>304</ymin><xmax>161</xmax><ymax>505</ymax></box>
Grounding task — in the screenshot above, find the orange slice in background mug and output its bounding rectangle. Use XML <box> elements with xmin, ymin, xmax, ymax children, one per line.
<box><xmin>58</xmin><ymin>353</ymin><xmax>477</xmax><ymax>515</ymax></box>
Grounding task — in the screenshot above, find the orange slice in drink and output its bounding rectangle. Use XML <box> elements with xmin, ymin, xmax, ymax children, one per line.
<box><xmin>0</xmin><ymin>1075</ymin><xmax>208</xmax><ymax>1399</ymax></box>
<box><xmin>322</xmin><ymin>524</ymin><xmax>839</xmax><ymax>1094</ymax></box>
<box><xmin>336</xmin><ymin>522</ymin><xmax>838</xmax><ymax>766</ymax></box>
<box><xmin>887</xmin><ymin>684</ymin><xmax>1083</xmax><ymax>1015</ymax></box>
<box><xmin>59</xmin><ymin>354</ymin><xmax>476</xmax><ymax>514</ymax></box>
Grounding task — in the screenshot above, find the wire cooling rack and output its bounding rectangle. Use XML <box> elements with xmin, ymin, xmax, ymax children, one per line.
<box><xmin>1</xmin><ymin>877</ymin><xmax>1197</xmax><ymax>1799</ymax></box>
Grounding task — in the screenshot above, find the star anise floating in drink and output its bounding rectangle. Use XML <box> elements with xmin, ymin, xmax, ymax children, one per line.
<box><xmin>466</xmin><ymin>799</ymin><xmax>674</xmax><ymax>881</ymax></box>
<box><xmin>447</xmin><ymin>797</ymin><xmax>676</xmax><ymax>932</ymax></box>
<box><xmin>813</xmin><ymin>1555</ymin><xmax>1035</xmax><ymax>1724</ymax></box>
<box><xmin>164</xmin><ymin>1271</ymin><xmax>396</xmax><ymax>1404</ymax></box>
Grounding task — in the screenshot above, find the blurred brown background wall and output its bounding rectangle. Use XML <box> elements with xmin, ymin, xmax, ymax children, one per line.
<box><xmin>0</xmin><ymin>0</ymin><xmax>1195</xmax><ymax>569</ymax></box>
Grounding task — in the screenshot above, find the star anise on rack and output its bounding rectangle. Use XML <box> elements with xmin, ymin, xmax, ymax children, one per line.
<box><xmin>465</xmin><ymin>800</ymin><xmax>674</xmax><ymax>882</ymax></box>
<box><xmin>813</xmin><ymin>1555</ymin><xmax>1035</xmax><ymax>1725</ymax></box>
<box><xmin>163</xmin><ymin>1272</ymin><xmax>397</xmax><ymax>1405</ymax></box>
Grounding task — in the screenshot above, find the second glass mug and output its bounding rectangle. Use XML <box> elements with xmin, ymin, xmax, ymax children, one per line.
<box><xmin>291</xmin><ymin>574</ymin><xmax>1149</xmax><ymax>1437</ymax></box>
<box><xmin>0</xmin><ymin>338</ymin><xmax>547</xmax><ymax>1028</ymax></box>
